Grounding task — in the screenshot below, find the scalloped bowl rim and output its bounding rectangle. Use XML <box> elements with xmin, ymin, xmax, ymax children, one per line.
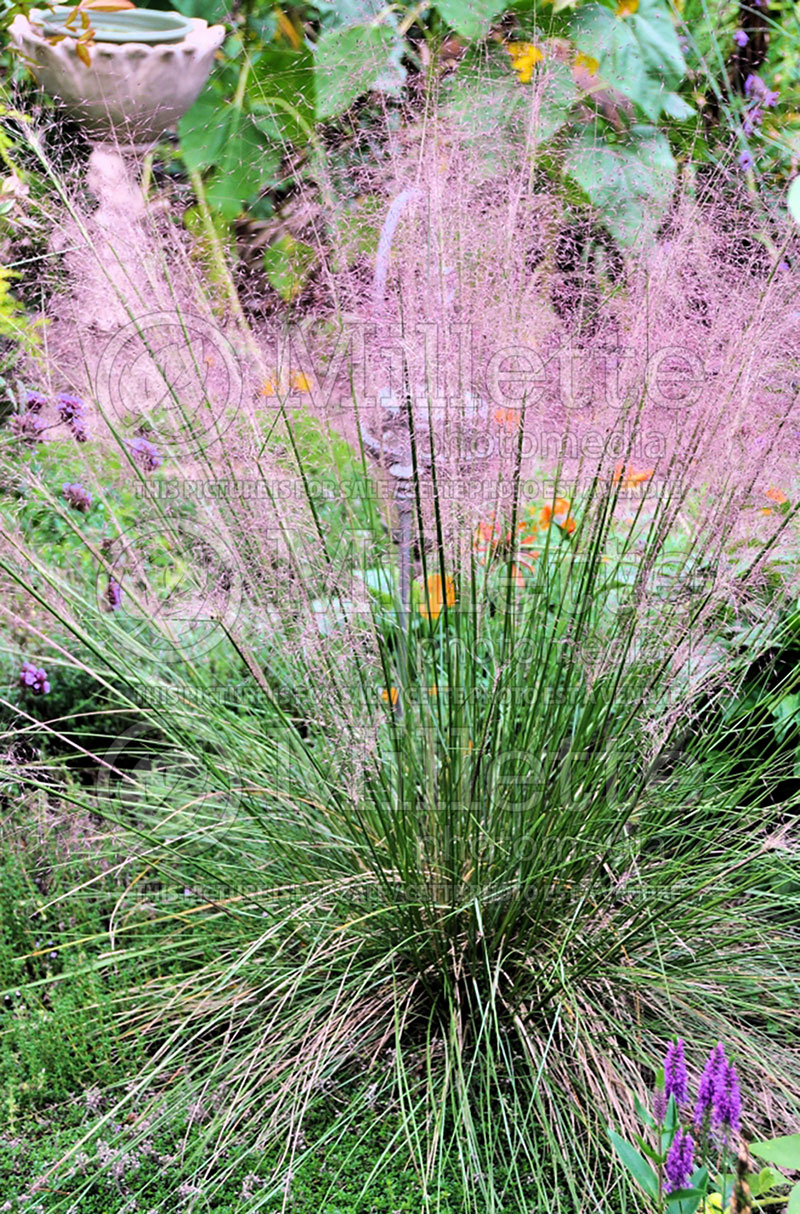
<box><xmin>38</xmin><ymin>5</ymin><xmax>196</xmax><ymax>43</ymax></box>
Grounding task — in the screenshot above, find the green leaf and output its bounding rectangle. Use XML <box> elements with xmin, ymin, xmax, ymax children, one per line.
<box><xmin>263</xmin><ymin>235</ymin><xmax>317</xmax><ymax>302</ymax></box>
<box><xmin>178</xmin><ymin>87</ymin><xmax>230</xmax><ymax>173</ymax></box>
<box><xmin>433</xmin><ymin>0</ymin><xmax>507</xmax><ymax>39</ymax></box>
<box><xmin>565</xmin><ymin>125</ymin><xmax>676</xmax><ymax>247</ymax></box>
<box><xmin>788</xmin><ymin>1180</ymin><xmax>800</xmax><ymax>1214</ymax></box>
<box><xmin>750</xmin><ymin>1133</ymin><xmax>800</xmax><ymax>1171</ymax></box>
<box><xmin>747</xmin><ymin>1168</ymin><xmax>782</xmax><ymax>1198</ymax></box>
<box><xmin>788</xmin><ymin>176</ymin><xmax>800</xmax><ymax>226</ymax></box>
<box><xmin>314</xmin><ymin>23</ymin><xmax>398</xmax><ymax>120</ymax></box>
<box><xmin>633</xmin><ymin>1092</ymin><xmax>656</xmax><ymax>1128</ymax></box>
<box><xmin>249</xmin><ymin>45</ymin><xmax>315</xmax><ymax>145</ymax></box>
<box><xmin>608</xmin><ymin>1129</ymin><xmax>659</xmax><ymax>1198</ymax></box>
<box><xmin>570</xmin><ymin>0</ymin><xmax>686</xmax><ymax>121</ymax></box>
<box><xmin>205</xmin><ymin>120</ymin><xmax>281</xmax><ymax>220</ymax></box>
<box><xmin>665</xmin><ymin>1189</ymin><xmax>705</xmax><ymax>1208</ymax></box>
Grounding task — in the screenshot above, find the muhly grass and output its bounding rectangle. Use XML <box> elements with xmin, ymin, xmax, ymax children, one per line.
<box><xmin>1</xmin><ymin>103</ymin><xmax>800</xmax><ymax>1213</ymax></box>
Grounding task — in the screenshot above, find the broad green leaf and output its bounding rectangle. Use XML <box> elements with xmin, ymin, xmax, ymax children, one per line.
<box><xmin>608</xmin><ymin>1128</ymin><xmax>659</xmax><ymax>1198</ymax></box>
<box><xmin>565</xmin><ymin>125</ymin><xmax>676</xmax><ymax>247</ymax></box>
<box><xmin>178</xmin><ymin>87</ymin><xmax>230</xmax><ymax>173</ymax></box>
<box><xmin>434</xmin><ymin>0</ymin><xmax>506</xmax><ymax>39</ymax></box>
<box><xmin>314</xmin><ymin>24</ymin><xmax>397</xmax><ymax>120</ymax></box>
<box><xmin>751</xmin><ymin>1133</ymin><xmax>800</xmax><ymax>1171</ymax></box>
<box><xmin>205</xmin><ymin>121</ymin><xmax>281</xmax><ymax>220</ymax></box>
<box><xmin>570</xmin><ymin>0</ymin><xmax>686</xmax><ymax>121</ymax></box>
<box><xmin>662</xmin><ymin>91</ymin><xmax>695</xmax><ymax>119</ymax></box>
<box><xmin>263</xmin><ymin>235</ymin><xmax>317</xmax><ymax>302</ymax></box>
<box><xmin>169</xmin><ymin>0</ymin><xmax>227</xmax><ymax>20</ymax></box>
<box><xmin>788</xmin><ymin>176</ymin><xmax>800</xmax><ymax>226</ymax></box>
<box><xmin>665</xmin><ymin>1188</ymin><xmax>706</xmax><ymax>1209</ymax></box>
<box><xmin>788</xmin><ymin>1180</ymin><xmax>800</xmax><ymax>1214</ymax></box>
<box><xmin>249</xmin><ymin>45</ymin><xmax>315</xmax><ymax>146</ymax></box>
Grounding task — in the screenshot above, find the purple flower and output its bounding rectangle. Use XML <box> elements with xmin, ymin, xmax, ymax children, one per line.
<box><xmin>743</xmin><ymin>107</ymin><xmax>763</xmax><ymax>136</ymax></box>
<box><xmin>62</xmin><ymin>482</ymin><xmax>93</xmax><ymax>512</ymax></box>
<box><xmin>733</xmin><ymin>29</ymin><xmax>749</xmax><ymax>47</ymax></box>
<box><xmin>664</xmin><ymin>1130</ymin><xmax>694</xmax><ymax>1193</ymax></box>
<box><xmin>664</xmin><ymin>1038</ymin><xmax>688</xmax><ymax>1106</ymax></box>
<box><xmin>653</xmin><ymin>1089</ymin><xmax>667</xmax><ymax>1123</ymax></box>
<box><xmin>713</xmin><ymin>1061</ymin><xmax>741</xmax><ymax>1142</ymax></box>
<box><xmin>127</xmin><ymin>436</ymin><xmax>162</xmax><ymax>472</ymax></box>
<box><xmin>26</xmin><ymin>390</ymin><xmax>48</xmax><ymax>412</ymax></box>
<box><xmin>738</xmin><ymin>150</ymin><xmax>755</xmax><ymax>171</ymax></box>
<box><xmin>56</xmin><ymin>393</ymin><xmax>85</xmax><ymax>423</ymax></box>
<box><xmin>745</xmin><ymin>74</ymin><xmax>779</xmax><ymax>106</ymax></box>
<box><xmin>695</xmin><ymin>1043</ymin><xmax>726</xmax><ymax>1130</ymax></box>
<box><xmin>106</xmin><ymin>577</ymin><xmax>122</xmax><ymax>611</ymax></box>
<box><xmin>10</xmin><ymin>412</ymin><xmax>45</xmax><ymax>444</ymax></box>
<box><xmin>19</xmin><ymin>662</ymin><xmax>50</xmax><ymax>696</ymax></box>
<box><xmin>57</xmin><ymin>393</ymin><xmax>90</xmax><ymax>443</ymax></box>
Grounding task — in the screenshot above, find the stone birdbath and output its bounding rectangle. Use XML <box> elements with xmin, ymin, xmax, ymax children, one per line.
<box><xmin>10</xmin><ymin>4</ymin><xmax>224</xmax><ymax>151</ymax></box>
<box><xmin>9</xmin><ymin>4</ymin><xmax>226</xmax><ymax>343</ymax></box>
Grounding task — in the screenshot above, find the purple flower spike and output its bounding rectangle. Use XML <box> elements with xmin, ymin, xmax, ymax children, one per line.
<box><xmin>665</xmin><ymin>1130</ymin><xmax>694</xmax><ymax>1193</ymax></box>
<box><xmin>653</xmin><ymin>1088</ymin><xmax>667</xmax><ymax>1123</ymax></box>
<box><xmin>695</xmin><ymin>1043</ymin><xmax>727</xmax><ymax>1130</ymax></box>
<box><xmin>713</xmin><ymin>1061</ymin><xmax>741</xmax><ymax>1143</ymax></box>
<box><xmin>63</xmin><ymin>482</ymin><xmax>93</xmax><ymax>512</ymax></box>
<box><xmin>19</xmin><ymin>662</ymin><xmax>50</xmax><ymax>696</ymax></box>
<box><xmin>664</xmin><ymin>1039</ymin><xmax>688</xmax><ymax>1105</ymax></box>
<box><xmin>127</xmin><ymin>436</ymin><xmax>162</xmax><ymax>472</ymax></box>
<box><xmin>106</xmin><ymin>577</ymin><xmax>122</xmax><ymax>611</ymax></box>
<box><xmin>733</xmin><ymin>29</ymin><xmax>749</xmax><ymax>47</ymax></box>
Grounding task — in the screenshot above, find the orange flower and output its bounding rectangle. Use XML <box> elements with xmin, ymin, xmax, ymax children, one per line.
<box><xmin>613</xmin><ymin>463</ymin><xmax>654</xmax><ymax>490</ymax></box>
<box><xmin>615</xmin><ymin>0</ymin><xmax>639</xmax><ymax>14</ymax></box>
<box><xmin>419</xmin><ymin>573</ymin><xmax>456</xmax><ymax>621</ymax></box>
<box><xmin>381</xmin><ymin>687</ymin><xmax>399</xmax><ymax>705</ymax></box>
<box><xmin>539</xmin><ymin>497</ymin><xmax>576</xmax><ymax>533</ymax></box>
<box><xmin>261</xmin><ymin>378</ymin><xmax>279</xmax><ymax>397</ymax></box>
<box><xmin>765</xmin><ymin>486</ymin><xmax>787</xmax><ymax>504</ymax></box>
<box><xmin>493</xmin><ymin>406</ymin><xmax>521</xmax><ymax>431</ymax></box>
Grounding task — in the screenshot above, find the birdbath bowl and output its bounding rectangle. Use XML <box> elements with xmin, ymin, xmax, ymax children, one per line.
<box><xmin>10</xmin><ymin>6</ymin><xmax>225</xmax><ymax>149</ymax></box>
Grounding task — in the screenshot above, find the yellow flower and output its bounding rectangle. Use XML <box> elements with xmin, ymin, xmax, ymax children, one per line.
<box><xmin>574</xmin><ymin>52</ymin><xmax>600</xmax><ymax>74</ymax></box>
<box><xmin>381</xmin><ymin>687</ymin><xmax>399</xmax><ymax>706</ymax></box>
<box><xmin>290</xmin><ymin>370</ymin><xmax>312</xmax><ymax>393</ymax></box>
<box><xmin>261</xmin><ymin>378</ymin><xmax>278</xmax><ymax>397</ymax></box>
<box><xmin>506</xmin><ymin>41</ymin><xmax>544</xmax><ymax>85</ymax></box>
<box><xmin>419</xmin><ymin>573</ymin><xmax>456</xmax><ymax>621</ymax></box>
<box><xmin>701</xmin><ymin>1194</ymin><xmax>725</xmax><ymax>1214</ymax></box>
<box><xmin>765</xmin><ymin>486</ymin><xmax>787</xmax><ymax>503</ymax></box>
<box><xmin>615</xmin><ymin>0</ymin><xmax>639</xmax><ymax>15</ymax></box>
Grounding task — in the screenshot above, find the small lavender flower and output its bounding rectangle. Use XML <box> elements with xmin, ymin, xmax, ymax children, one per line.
<box><xmin>713</xmin><ymin>1060</ymin><xmax>741</xmax><ymax>1142</ymax></box>
<box><xmin>57</xmin><ymin>393</ymin><xmax>90</xmax><ymax>442</ymax></box>
<box><xmin>738</xmin><ymin>150</ymin><xmax>755</xmax><ymax>171</ymax></box>
<box><xmin>56</xmin><ymin>392</ymin><xmax>85</xmax><ymax>423</ymax></box>
<box><xmin>743</xmin><ymin>107</ymin><xmax>763</xmax><ymax>136</ymax></box>
<box><xmin>10</xmin><ymin>412</ymin><xmax>45</xmax><ymax>443</ymax></box>
<box><xmin>127</xmin><ymin>436</ymin><xmax>162</xmax><ymax>472</ymax></box>
<box><xmin>106</xmin><ymin>577</ymin><xmax>122</xmax><ymax>611</ymax></box>
<box><xmin>26</xmin><ymin>390</ymin><xmax>48</xmax><ymax>412</ymax></box>
<box><xmin>664</xmin><ymin>1130</ymin><xmax>694</xmax><ymax>1193</ymax></box>
<box><xmin>62</xmin><ymin>482</ymin><xmax>93</xmax><ymax>512</ymax></box>
<box><xmin>745</xmin><ymin>74</ymin><xmax>779</xmax><ymax>106</ymax></box>
<box><xmin>695</xmin><ymin>1042</ymin><xmax>727</xmax><ymax>1130</ymax></box>
<box><xmin>733</xmin><ymin>29</ymin><xmax>749</xmax><ymax>47</ymax></box>
<box><xmin>19</xmin><ymin>662</ymin><xmax>50</xmax><ymax>695</ymax></box>
<box><xmin>664</xmin><ymin>1038</ymin><xmax>688</xmax><ymax>1105</ymax></box>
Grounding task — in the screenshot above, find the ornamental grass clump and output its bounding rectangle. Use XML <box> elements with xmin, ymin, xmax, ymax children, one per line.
<box><xmin>1</xmin><ymin>107</ymin><xmax>799</xmax><ymax>1214</ymax></box>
